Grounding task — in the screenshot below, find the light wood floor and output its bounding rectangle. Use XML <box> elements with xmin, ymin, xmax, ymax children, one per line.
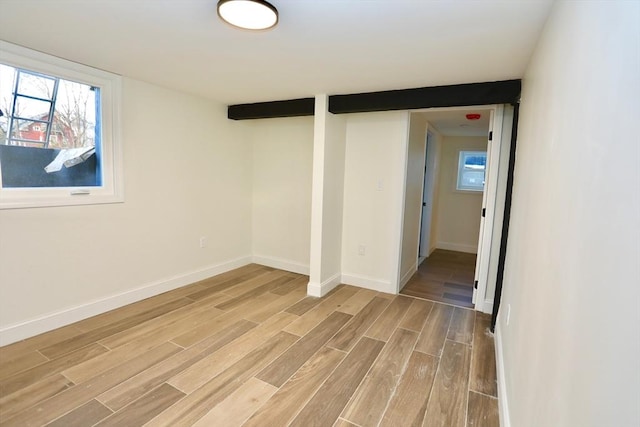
<box><xmin>401</xmin><ymin>249</ymin><xmax>477</xmax><ymax>308</ymax></box>
<box><xmin>0</xmin><ymin>264</ymin><xmax>498</xmax><ymax>427</ymax></box>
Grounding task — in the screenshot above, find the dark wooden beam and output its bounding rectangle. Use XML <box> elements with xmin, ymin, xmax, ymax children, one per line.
<box><xmin>328</xmin><ymin>80</ymin><xmax>521</xmax><ymax>114</ymax></box>
<box><xmin>226</xmin><ymin>80</ymin><xmax>521</xmax><ymax>119</ymax></box>
<box><xmin>227</xmin><ymin>98</ymin><xmax>315</xmax><ymax>120</ymax></box>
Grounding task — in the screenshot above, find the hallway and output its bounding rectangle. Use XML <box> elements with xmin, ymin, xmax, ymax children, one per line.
<box><xmin>401</xmin><ymin>249</ymin><xmax>476</xmax><ymax>308</ymax></box>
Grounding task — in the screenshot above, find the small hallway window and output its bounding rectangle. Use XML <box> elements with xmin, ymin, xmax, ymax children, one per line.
<box><xmin>456</xmin><ymin>151</ymin><xmax>487</xmax><ymax>192</ymax></box>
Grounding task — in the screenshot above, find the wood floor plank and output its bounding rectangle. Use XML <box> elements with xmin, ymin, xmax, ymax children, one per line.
<box><xmin>215</xmin><ymin>274</ymin><xmax>297</xmax><ymax>311</ymax></box>
<box><xmin>169</xmin><ymin>312</ymin><xmax>298</xmax><ymax>394</ymax></box>
<box><xmin>46</xmin><ymin>399</ymin><xmax>113</xmax><ymax>427</ymax></box>
<box><xmin>192</xmin><ymin>264</ymin><xmax>269</xmax><ymax>290</ymax></box>
<box><xmin>470</xmin><ymin>313</ymin><xmax>497</xmax><ymax>397</ymax></box>
<box><xmin>289</xmin><ymin>337</ymin><xmax>385</xmax><ymax>427</ymax></box>
<box><xmin>364</xmin><ymin>295</ymin><xmax>414</xmax><ymax>341</ymax></box>
<box><xmin>415</xmin><ymin>303</ymin><xmax>455</xmax><ymax>357</ymax></box>
<box><xmin>192</xmin><ymin>377</ymin><xmax>277</xmax><ymax>427</ymax></box>
<box><xmin>447</xmin><ymin>307</ymin><xmax>475</xmax><ymax>345</ymax></box>
<box><xmin>220</xmin><ymin>269</ymin><xmax>292</xmax><ymax>298</ymax></box>
<box><xmin>244</xmin><ymin>285</ymin><xmax>307</xmax><ymax>324</ymax></box>
<box><xmin>285</xmin><ymin>285</ymin><xmax>343</xmax><ymax>316</ymax></box>
<box><xmin>379</xmin><ymin>351</ymin><xmax>439</xmax><ymax>427</ymax></box>
<box><xmin>95</xmin><ymin>384</ymin><xmax>184</xmax><ymax>427</ymax></box>
<box><xmin>326</xmin><ymin>296</ymin><xmax>390</xmax><ymax>352</ymax></box>
<box><xmin>257</xmin><ymin>311</ymin><xmax>352</xmax><ymax>387</ymax></box>
<box><xmin>98</xmin><ymin>319</ymin><xmax>256</xmax><ymax>411</ymax></box>
<box><xmin>341</xmin><ymin>328</ymin><xmax>418</xmax><ymax>426</ymax></box>
<box><xmin>186</xmin><ymin>269</ymin><xmax>276</xmax><ymax>301</ymax></box>
<box><xmin>169</xmin><ymin>291</ymin><xmax>281</xmax><ymax>348</ymax></box>
<box><xmin>1</xmin><ymin>343</ymin><xmax>108</xmax><ymax>396</ymax></box>
<box><xmin>243</xmin><ymin>346</ymin><xmax>345</xmax><ymax>427</ymax></box>
<box><xmin>0</xmin><ymin>325</ymin><xmax>84</xmax><ymax>362</ymax></box>
<box><xmin>270</xmin><ymin>275</ymin><xmax>308</xmax><ymax>296</ymax></box>
<box><xmin>73</xmin><ymin>283</ymin><xmax>207</xmax><ymax>332</ymax></box>
<box><xmin>422</xmin><ymin>340</ymin><xmax>472</xmax><ymax>427</ymax></box>
<box><xmin>333</xmin><ymin>419</ymin><xmax>358</xmax><ymax>427</ymax></box>
<box><xmin>98</xmin><ymin>300</ymin><xmax>225</xmax><ymax>350</ymax></box>
<box><xmin>0</xmin><ymin>374</ymin><xmax>74</xmax><ymax>420</ymax></box>
<box><xmin>0</xmin><ymin>350</ymin><xmax>48</xmax><ymax>381</ymax></box>
<box><xmin>284</xmin><ymin>286</ymin><xmax>359</xmax><ymax>336</ymax></box>
<box><xmin>38</xmin><ymin>298</ymin><xmax>193</xmax><ymax>359</ymax></box>
<box><xmin>399</xmin><ymin>299</ymin><xmax>434</xmax><ymax>332</ymax></box>
<box><xmin>63</xmin><ymin>334</ymin><xmax>185</xmax><ymax>384</ymax></box>
<box><xmin>2</xmin><ymin>342</ymin><xmax>181</xmax><ymax>427</ymax></box>
<box><xmin>466</xmin><ymin>391</ymin><xmax>499</xmax><ymax>427</ymax></box>
<box><xmin>336</xmin><ymin>288</ymin><xmax>378</xmax><ymax>315</ymax></box>
<box><xmin>146</xmin><ymin>331</ymin><xmax>299</xmax><ymax>427</ymax></box>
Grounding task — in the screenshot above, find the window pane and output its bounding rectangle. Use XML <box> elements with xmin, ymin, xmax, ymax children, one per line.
<box><xmin>14</xmin><ymin>95</ymin><xmax>52</xmax><ymax>121</ymax></box>
<box><xmin>0</xmin><ymin>62</ymin><xmax>101</xmax><ymax>188</ymax></box>
<box><xmin>457</xmin><ymin>151</ymin><xmax>487</xmax><ymax>191</ymax></box>
<box><xmin>10</xmin><ymin>119</ymin><xmax>49</xmax><ymax>144</ymax></box>
<box><xmin>16</xmin><ymin>70</ymin><xmax>56</xmax><ymax>100</ymax></box>
<box><xmin>54</xmin><ymin>79</ymin><xmax>97</xmax><ymax>149</ymax></box>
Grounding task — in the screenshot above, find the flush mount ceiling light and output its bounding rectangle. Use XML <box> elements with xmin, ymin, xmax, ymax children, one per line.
<box><xmin>217</xmin><ymin>0</ymin><xmax>278</xmax><ymax>30</ymax></box>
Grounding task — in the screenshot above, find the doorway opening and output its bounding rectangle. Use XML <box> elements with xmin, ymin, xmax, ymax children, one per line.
<box><xmin>399</xmin><ymin>105</ymin><xmax>513</xmax><ymax>312</ymax></box>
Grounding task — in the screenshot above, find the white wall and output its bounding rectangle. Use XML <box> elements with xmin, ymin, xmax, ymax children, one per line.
<box><xmin>0</xmin><ymin>78</ymin><xmax>253</xmax><ymax>344</ymax></box>
<box><xmin>497</xmin><ymin>2</ymin><xmax>640</xmax><ymax>427</ymax></box>
<box><xmin>250</xmin><ymin>116</ymin><xmax>314</xmax><ymax>274</ymax></box>
<box><xmin>434</xmin><ymin>136</ymin><xmax>485</xmax><ymax>253</ymax></box>
<box><xmin>399</xmin><ymin>113</ymin><xmax>428</xmax><ymax>287</ymax></box>
<box><xmin>341</xmin><ymin>111</ymin><xmax>409</xmax><ymax>293</ymax></box>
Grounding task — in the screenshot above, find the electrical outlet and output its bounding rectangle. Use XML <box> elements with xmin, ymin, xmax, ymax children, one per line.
<box><xmin>506</xmin><ymin>304</ymin><xmax>511</xmax><ymax>326</ymax></box>
<box><xmin>358</xmin><ymin>244</ymin><xmax>366</xmax><ymax>256</ymax></box>
<box><xmin>377</xmin><ymin>179</ymin><xmax>384</xmax><ymax>191</ymax></box>
<box><xmin>199</xmin><ymin>236</ymin><xmax>207</xmax><ymax>248</ymax></box>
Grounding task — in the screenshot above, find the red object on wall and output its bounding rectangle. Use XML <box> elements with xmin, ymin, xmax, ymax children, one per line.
<box><xmin>466</xmin><ymin>113</ymin><xmax>481</xmax><ymax>120</ymax></box>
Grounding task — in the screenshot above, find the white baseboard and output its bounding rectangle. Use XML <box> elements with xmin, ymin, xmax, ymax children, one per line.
<box><xmin>0</xmin><ymin>256</ymin><xmax>252</xmax><ymax>346</ymax></box>
<box><xmin>252</xmin><ymin>255</ymin><xmax>310</xmax><ymax>275</ymax></box>
<box><xmin>399</xmin><ymin>262</ymin><xmax>418</xmax><ymax>290</ymax></box>
<box><xmin>341</xmin><ymin>273</ymin><xmax>394</xmax><ymax>294</ymax></box>
<box><xmin>307</xmin><ymin>272</ymin><xmax>341</xmax><ymax>297</ymax></box>
<box><xmin>495</xmin><ymin>321</ymin><xmax>511</xmax><ymax>427</ymax></box>
<box><xmin>436</xmin><ymin>241</ymin><xmax>478</xmax><ymax>254</ymax></box>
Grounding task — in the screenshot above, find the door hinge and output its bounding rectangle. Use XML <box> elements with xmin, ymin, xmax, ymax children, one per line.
<box><xmin>482</xmin><ymin>208</ymin><xmax>486</xmax><ymax>217</ymax></box>
<box><xmin>488</xmin><ymin>131</ymin><xmax>493</xmax><ymax>141</ymax></box>
<box><xmin>474</xmin><ymin>280</ymin><xmax>478</xmax><ymax>289</ymax></box>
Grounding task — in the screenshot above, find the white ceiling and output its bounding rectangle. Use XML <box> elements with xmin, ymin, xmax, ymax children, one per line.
<box><xmin>0</xmin><ymin>0</ymin><xmax>554</xmax><ymax>105</ymax></box>
<box><xmin>415</xmin><ymin>108</ymin><xmax>491</xmax><ymax>137</ymax></box>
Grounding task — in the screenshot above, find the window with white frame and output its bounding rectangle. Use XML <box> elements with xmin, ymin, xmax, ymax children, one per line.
<box><xmin>0</xmin><ymin>41</ymin><xmax>122</xmax><ymax>209</ymax></box>
<box><xmin>456</xmin><ymin>150</ymin><xmax>487</xmax><ymax>192</ymax></box>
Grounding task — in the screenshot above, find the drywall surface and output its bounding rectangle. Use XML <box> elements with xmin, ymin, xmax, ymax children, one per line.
<box><xmin>341</xmin><ymin>111</ymin><xmax>408</xmax><ymax>293</ymax></box>
<box><xmin>434</xmin><ymin>136</ymin><xmax>485</xmax><ymax>253</ymax></box>
<box><xmin>498</xmin><ymin>1</ymin><xmax>640</xmax><ymax>426</ymax></box>
<box><xmin>0</xmin><ymin>78</ymin><xmax>252</xmax><ymax>342</ymax></box>
<box><xmin>318</xmin><ymin>110</ymin><xmax>347</xmax><ymax>284</ymax></box>
<box><xmin>250</xmin><ymin>116</ymin><xmax>314</xmax><ymax>273</ymax></box>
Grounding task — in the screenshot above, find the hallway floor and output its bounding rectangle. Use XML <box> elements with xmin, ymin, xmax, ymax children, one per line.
<box><xmin>401</xmin><ymin>249</ymin><xmax>477</xmax><ymax>308</ymax></box>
